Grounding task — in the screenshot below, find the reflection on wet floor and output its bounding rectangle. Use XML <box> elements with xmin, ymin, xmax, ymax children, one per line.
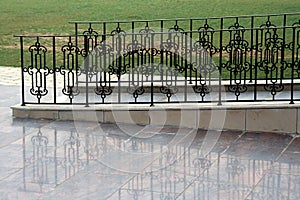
<box><xmin>0</xmin><ymin>119</ymin><xmax>298</xmax><ymax>199</ymax></box>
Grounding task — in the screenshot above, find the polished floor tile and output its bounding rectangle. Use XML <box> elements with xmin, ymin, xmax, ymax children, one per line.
<box><xmin>224</xmin><ymin>132</ymin><xmax>293</xmax><ymax>161</ymax></box>
<box><xmin>177</xmin><ymin>153</ymin><xmax>274</xmax><ymax>199</ymax></box>
<box><xmin>248</xmin><ymin>170</ymin><xmax>300</xmax><ymax>200</ymax></box>
<box><xmin>1</xmin><ymin>116</ymin><xmax>300</xmax><ymax>199</ymax></box>
<box><xmin>1</xmin><ymin>85</ymin><xmax>300</xmax><ymax>199</ymax></box>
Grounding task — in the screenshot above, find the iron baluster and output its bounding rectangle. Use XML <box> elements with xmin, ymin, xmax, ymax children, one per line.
<box><xmin>20</xmin><ymin>36</ymin><xmax>25</xmax><ymax>106</ymax></box>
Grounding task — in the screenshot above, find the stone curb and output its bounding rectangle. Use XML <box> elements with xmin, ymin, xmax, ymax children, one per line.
<box><xmin>11</xmin><ymin>103</ymin><xmax>300</xmax><ymax>134</ymax></box>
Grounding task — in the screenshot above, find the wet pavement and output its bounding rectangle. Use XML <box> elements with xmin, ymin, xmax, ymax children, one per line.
<box><xmin>1</xmin><ymin>82</ymin><xmax>300</xmax><ymax>199</ymax></box>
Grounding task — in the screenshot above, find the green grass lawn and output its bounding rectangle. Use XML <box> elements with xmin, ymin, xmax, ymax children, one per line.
<box><xmin>0</xmin><ymin>0</ymin><xmax>300</xmax><ymax>67</ymax></box>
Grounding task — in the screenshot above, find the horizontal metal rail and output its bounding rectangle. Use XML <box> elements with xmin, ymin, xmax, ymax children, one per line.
<box><xmin>15</xmin><ymin>13</ymin><xmax>300</xmax><ymax>106</ymax></box>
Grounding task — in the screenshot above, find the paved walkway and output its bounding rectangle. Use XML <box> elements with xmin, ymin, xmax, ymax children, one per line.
<box><xmin>0</xmin><ymin>66</ymin><xmax>300</xmax><ymax>199</ymax></box>
<box><xmin>0</xmin><ymin>67</ymin><xmax>21</xmax><ymax>86</ymax></box>
<box><xmin>0</xmin><ymin>66</ymin><xmax>65</xmax><ymax>87</ymax></box>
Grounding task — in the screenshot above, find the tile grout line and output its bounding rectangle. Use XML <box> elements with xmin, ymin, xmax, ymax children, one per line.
<box><xmin>1</xmin><ymin>119</ymin><xmax>66</xmax><ymax>183</ymax></box>
<box><xmin>175</xmin><ymin>130</ymin><xmax>248</xmax><ymax>199</ymax></box>
<box><xmin>106</xmin><ymin>127</ymin><xmax>200</xmax><ymax>199</ymax></box>
<box><xmin>0</xmin><ymin>120</ymin><xmax>50</xmax><ymax>149</ymax></box>
<box><xmin>244</xmin><ymin>135</ymin><xmax>297</xmax><ymax>200</ymax></box>
<box><xmin>274</xmin><ymin>136</ymin><xmax>297</xmax><ymax>163</ymax></box>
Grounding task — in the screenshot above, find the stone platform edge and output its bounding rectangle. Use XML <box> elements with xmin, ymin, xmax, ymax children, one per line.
<box><xmin>11</xmin><ymin>103</ymin><xmax>300</xmax><ymax>134</ymax></box>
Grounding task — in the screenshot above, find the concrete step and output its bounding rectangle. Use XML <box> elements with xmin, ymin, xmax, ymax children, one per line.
<box><xmin>11</xmin><ymin>102</ymin><xmax>300</xmax><ymax>134</ymax></box>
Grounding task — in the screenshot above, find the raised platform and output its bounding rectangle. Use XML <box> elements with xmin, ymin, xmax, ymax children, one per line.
<box><xmin>11</xmin><ymin>102</ymin><xmax>300</xmax><ymax>134</ymax></box>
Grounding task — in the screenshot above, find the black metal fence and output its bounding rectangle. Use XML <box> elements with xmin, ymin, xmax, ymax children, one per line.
<box><xmin>15</xmin><ymin>13</ymin><xmax>300</xmax><ymax>106</ymax></box>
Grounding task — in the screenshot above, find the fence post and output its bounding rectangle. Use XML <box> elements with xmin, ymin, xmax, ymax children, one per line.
<box><xmin>75</xmin><ymin>23</ymin><xmax>78</xmax><ymax>49</ymax></box>
<box><xmin>254</xmin><ymin>29</ymin><xmax>258</xmax><ymax>101</ymax></box>
<box><xmin>218</xmin><ymin>18</ymin><xmax>223</xmax><ymax>106</ymax></box>
<box><xmin>290</xmin><ymin>27</ymin><xmax>295</xmax><ymax>104</ymax></box>
<box><xmin>249</xmin><ymin>16</ymin><xmax>254</xmax><ymax>83</ymax></box>
<box><xmin>52</xmin><ymin>36</ymin><xmax>57</xmax><ymax>104</ymax></box>
<box><xmin>20</xmin><ymin>36</ymin><xmax>25</xmax><ymax>106</ymax></box>
<box><xmin>84</xmin><ymin>35</ymin><xmax>89</xmax><ymax>107</ymax></box>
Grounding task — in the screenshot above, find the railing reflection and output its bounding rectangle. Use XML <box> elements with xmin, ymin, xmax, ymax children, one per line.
<box><xmin>20</xmin><ymin>122</ymin><xmax>300</xmax><ymax>199</ymax></box>
<box><xmin>22</xmin><ymin>127</ymin><xmax>87</xmax><ymax>192</ymax></box>
<box><xmin>30</xmin><ymin>128</ymin><xmax>49</xmax><ymax>191</ymax></box>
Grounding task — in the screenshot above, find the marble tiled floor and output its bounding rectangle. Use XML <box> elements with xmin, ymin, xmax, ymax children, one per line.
<box><xmin>1</xmin><ymin>85</ymin><xmax>300</xmax><ymax>200</ymax></box>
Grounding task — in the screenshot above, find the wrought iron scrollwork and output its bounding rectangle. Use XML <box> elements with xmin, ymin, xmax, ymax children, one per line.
<box><xmin>260</xmin><ymin>17</ymin><xmax>276</xmax><ymax>28</ymax></box>
<box><xmin>160</xmin><ymin>39</ymin><xmax>179</xmax><ymax>52</ymax></box>
<box><xmin>139</xmin><ymin>24</ymin><xmax>155</xmax><ymax>34</ymax></box>
<box><xmin>258</xmin><ymin>27</ymin><xmax>286</xmax><ymax>99</ymax></box>
<box><xmin>26</xmin><ymin>39</ymin><xmax>51</xmax><ymax>103</ymax></box>
<box><xmin>79</xmin><ymin>26</ymin><xmax>101</xmax><ymax>85</ymax></box>
<box><xmin>157</xmin><ymin>35</ymin><xmax>181</xmax><ymax>101</ymax></box>
<box><xmin>140</xmin><ymin>63</ymin><xmax>155</xmax><ymax>79</ymax></box>
<box><xmin>190</xmin><ymin>22</ymin><xmax>218</xmax><ymax>101</ymax></box>
<box><xmin>197</xmin><ymin>20</ymin><xmax>216</xmax><ymax>53</ymax></box>
<box><xmin>159</xmin><ymin>65</ymin><xmax>179</xmax><ymax>102</ymax></box>
<box><xmin>111</xmin><ymin>23</ymin><xmax>126</xmax><ymax>35</ymax></box>
<box><xmin>193</xmin><ymin>85</ymin><xmax>211</xmax><ymax>100</ymax></box>
<box><xmin>264</xmin><ymin>83</ymin><xmax>284</xmax><ymax>96</ymax></box>
<box><xmin>59</xmin><ymin>39</ymin><xmax>80</xmax><ymax>101</ymax></box>
<box><xmin>228</xmin><ymin>84</ymin><xmax>248</xmax><ymax>97</ymax></box>
<box><xmin>125</xmin><ymin>39</ymin><xmax>145</xmax><ymax>55</ymax></box>
<box><xmin>82</xmin><ymin>25</ymin><xmax>99</xmax><ymax>53</ymax></box>
<box><xmin>128</xmin><ymin>86</ymin><xmax>145</xmax><ymax>102</ymax></box>
<box><xmin>160</xmin><ymin>86</ymin><xmax>178</xmax><ymax>101</ymax></box>
<box><xmin>92</xmin><ymin>43</ymin><xmax>114</xmax><ymax>103</ymax></box>
<box><xmin>108</xmin><ymin>62</ymin><xmax>130</xmax><ymax>78</ymax></box>
<box><xmin>168</xmin><ymin>21</ymin><xmax>185</xmax><ymax>33</ymax></box>
<box><xmin>190</xmin><ymin>47</ymin><xmax>216</xmax><ymax>100</ymax></box>
<box><xmin>94</xmin><ymin>86</ymin><xmax>113</xmax><ymax>102</ymax></box>
<box><xmin>224</xmin><ymin>20</ymin><xmax>251</xmax><ymax>100</ymax></box>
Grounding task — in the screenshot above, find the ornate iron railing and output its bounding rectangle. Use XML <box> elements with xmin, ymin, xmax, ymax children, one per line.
<box><xmin>15</xmin><ymin>13</ymin><xmax>300</xmax><ymax>106</ymax></box>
